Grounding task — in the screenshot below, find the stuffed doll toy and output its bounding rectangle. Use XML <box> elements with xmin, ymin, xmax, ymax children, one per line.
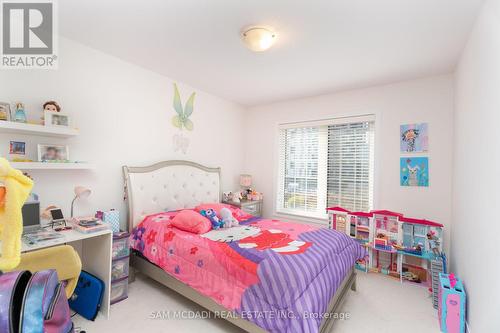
<box><xmin>231</xmin><ymin>191</ymin><xmax>243</xmax><ymax>203</ymax></box>
<box><xmin>219</xmin><ymin>207</ymin><xmax>239</xmax><ymax>228</ymax></box>
<box><xmin>41</xmin><ymin>100</ymin><xmax>62</xmax><ymax>125</ymax></box>
<box><xmin>200</xmin><ymin>208</ymin><xmax>224</xmax><ymax>230</ymax></box>
<box><xmin>0</xmin><ymin>158</ymin><xmax>34</xmax><ymax>270</ymax></box>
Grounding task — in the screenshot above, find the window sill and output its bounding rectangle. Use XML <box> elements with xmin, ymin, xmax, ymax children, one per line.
<box><xmin>274</xmin><ymin>211</ymin><xmax>328</xmax><ymax>226</ymax></box>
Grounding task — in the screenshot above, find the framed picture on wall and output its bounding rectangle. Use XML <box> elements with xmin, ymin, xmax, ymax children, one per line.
<box><xmin>44</xmin><ymin>111</ymin><xmax>71</xmax><ymax>127</ymax></box>
<box><xmin>400</xmin><ymin>157</ymin><xmax>429</xmax><ymax>187</ymax></box>
<box><xmin>38</xmin><ymin>144</ymin><xmax>69</xmax><ymax>162</ymax></box>
<box><xmin>400</xmin><ymin>123</ymin><xmax>428</xmax><ymax>153</ymax></box>
<box><xmin>9</xmin><ymin>141</ymin><xmax>26</xmax><ymax>155</ymax></box>
<box><xmin>0</xmin><ymin>102</ymin><xmax>11</xmax><ymax>121</ymax></box>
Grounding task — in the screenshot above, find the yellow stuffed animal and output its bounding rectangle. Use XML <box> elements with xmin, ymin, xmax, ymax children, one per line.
<box><xmin>0</xmin><ymin>158</ymin><xmax>33</xmax><ymax>270</ymax></box>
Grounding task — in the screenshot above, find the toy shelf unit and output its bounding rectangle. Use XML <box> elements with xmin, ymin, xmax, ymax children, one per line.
<box><xmin>0</xmin><ymin>120</ymin><xmax>79</xmax><ymax>137</ymax></box>
<box><xmin>327</xmin><ymin>206</ymin><xmax>445</xmax><ymax>287</ymax></box>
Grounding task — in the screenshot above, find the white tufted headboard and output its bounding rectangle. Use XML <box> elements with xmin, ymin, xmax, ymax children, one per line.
<box><xmin>123</xmin><ymin>160</ymin><xmax>221</xmax><ymax>230</ymax></box>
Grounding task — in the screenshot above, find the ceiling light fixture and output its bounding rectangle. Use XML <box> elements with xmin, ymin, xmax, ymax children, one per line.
<box><xmin>241</xmin><ymin>27</ymin><xmax>277</xmax><ymax>52</ymax></box>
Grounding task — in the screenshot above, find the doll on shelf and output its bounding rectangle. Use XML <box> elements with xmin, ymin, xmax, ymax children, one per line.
<box><xmin>42</xmin><ymin>100</ymin><xmax>61</xmax><ymax>125</ymax></box>
<box><xmin>43</xmin><ymin>101</ymin><xmax>61</xmax><ymax>113</ymax></box>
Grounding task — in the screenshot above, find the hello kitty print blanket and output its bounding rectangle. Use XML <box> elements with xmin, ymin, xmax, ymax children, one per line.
<box><xmin>131</xmin><ymin>210</ymin><xmax>365</xmax><ymax>333</ymax></box>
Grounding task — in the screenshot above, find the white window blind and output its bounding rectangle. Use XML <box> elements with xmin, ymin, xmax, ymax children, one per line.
<box><xmin>277</xmin><ymin>117</ymin><xmax>374</xmax><ymax>219</ymax></box>
<box><xmin>326</xmin><ymin>121</ymin><xmax>374</xmax><ymax>212</ymax></box>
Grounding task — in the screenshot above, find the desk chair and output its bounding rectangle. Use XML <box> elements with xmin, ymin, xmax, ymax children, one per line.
<box><xmin>13</xmin><ymin>245</ymin><xmax>82</xmax><ymax>298</ymax></box>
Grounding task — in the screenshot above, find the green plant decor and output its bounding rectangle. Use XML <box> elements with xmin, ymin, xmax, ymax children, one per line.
<box><xmin>172</xmin><ymin>83</ymin><xmax>196</xmax><ymax>131</ymax></box>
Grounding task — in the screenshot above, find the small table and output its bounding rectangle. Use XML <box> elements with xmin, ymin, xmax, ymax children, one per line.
<box><xmin>22</xmin><ymin>228</ymin><xmax>113</xmax><ymax>318</ymax></box>
<box><xmin>223</xmin><ymin>199</ymin><xmax>263</xmax><ymax>217</ymax></box>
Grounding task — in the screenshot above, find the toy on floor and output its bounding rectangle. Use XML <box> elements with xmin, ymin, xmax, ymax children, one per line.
<box><xmin>219</xmin><ymin>207</ymin><xmax>239</xmax><ymax>228</ymax></box>
<box><xmin>200</xmin><ymin>208</ymin><xmax>224</xmax><ymax>229</ymax></box>
<box><xmin>438</xmin><ymin>273</ymin><xmax>466</xmax><ymax>333</ymax></box>
<box><xmin>326</xmin><ymin>206</ymin><xmax>445</xmax><ymax>291</ymax></box>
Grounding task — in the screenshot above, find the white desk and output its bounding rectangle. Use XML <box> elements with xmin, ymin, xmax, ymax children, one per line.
<box><xmin>22</xmin><ymin>228</ymin><xmax>113</xmax><ymax>319</ymax></box>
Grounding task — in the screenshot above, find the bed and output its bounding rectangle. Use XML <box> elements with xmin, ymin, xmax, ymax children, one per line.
<box><xmin>123</xmin><ymin>160</ymin><xmax>365</xmax><ymax>333</ymax></box>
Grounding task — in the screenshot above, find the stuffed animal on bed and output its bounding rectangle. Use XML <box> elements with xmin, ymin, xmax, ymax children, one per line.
<box><xmin>219</xmin><ymin>207</ymin><xmax>239</xmax><ymax>228</ymax></box>
<box><xmin>200</xmin><ymin>208</ymin><xmax>224</xmax><ymax>230</ymax></box>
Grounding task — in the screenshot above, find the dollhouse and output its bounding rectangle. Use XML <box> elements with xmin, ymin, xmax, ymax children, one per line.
<box><xmin>327</xmin><ymin>207</ymin><xmax>445</xmax><ymax>285</ymax></box>
<box><xmin>369</xmin><ymin>210</ymin><xmax>404</xmax><ymax>277</ymax></box>
<box><xmin>399</xmin><ymin>216</ymin><xmax>443</xmax><ymax>254</ymax></box>
<box><xmin>349</xmin><ymin>212</ymin><xmax>372</xmax><ymax>244</ymax></box>
<box><xmin>326</xmin><ymin>207</ymin><xmax>350</xmax><ymax>233</ymax></box>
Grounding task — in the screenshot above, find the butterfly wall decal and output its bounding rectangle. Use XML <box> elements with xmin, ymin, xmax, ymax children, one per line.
<box><xmin>172</xmin><ymin>83</ymin><xmax>195</xmax><ymax>131</ymax></box>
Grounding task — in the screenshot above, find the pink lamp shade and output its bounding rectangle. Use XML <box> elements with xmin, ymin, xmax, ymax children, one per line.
<box><xmin>71</xmin><ymin>186</ymin><xmax>91</xmax><ymax>217</ymax></box>
<box><xmin>240</xmin><ymin>174</ymin><xmax>252</xmax><ymax>187</ymax></box>
<box><xmin>74</xmin><ymin>186</ymin><xmax>91</xmax><ymax>198</ymax></box>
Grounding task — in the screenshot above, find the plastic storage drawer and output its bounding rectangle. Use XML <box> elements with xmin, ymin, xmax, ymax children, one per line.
<box><xmin>110</xmin><ymin>277</ymin><xmax>129</xmax><ymax>304</ymax></box>
<box><xmin>111</xmin><ymin>256</ymin><xmax>129</xmax><ymax>281</ymax></box>
<box><xmin>112</xmin><ymin>232</ymin><xmax>130</xmax><ymax>259</ymax></box>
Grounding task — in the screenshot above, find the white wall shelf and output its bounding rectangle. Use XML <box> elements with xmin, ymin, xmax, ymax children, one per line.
<box><xmin>11</xmin><ymin>162</ymin><xmax>95</xmax><ymax>170</ymax></box>
<box><xmin>0</xmin><ymin>121</ymin><xmax>79</xmax><ymax>137</ymax></box>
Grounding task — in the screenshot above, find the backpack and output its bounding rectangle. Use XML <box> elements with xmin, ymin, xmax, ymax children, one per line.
<box><xmin>0</xmin><ymin>269</ymin><xmax>74</xmax><ymax>333</ymax></box>
<box><xmin>68</xmin><ymin>270</ymin><xmax>104</xmax><ymax>321</ymax></box>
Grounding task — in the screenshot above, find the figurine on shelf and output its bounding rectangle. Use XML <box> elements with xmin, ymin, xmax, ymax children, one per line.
<box><xmin>13</xmin><ymin>102</ymin><xmax>27</xmax><ymax>123</ymax></box>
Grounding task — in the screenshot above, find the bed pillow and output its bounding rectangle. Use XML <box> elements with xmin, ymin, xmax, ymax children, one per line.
<box><xmin>171</xmin><ymin>210</ymin><xmax>212</xmax><ymax>234</ymax></box>
<box><xmin>194</xmin><ymin>203</ymin><xmax>253</xmax><ymax>221</ymax></box>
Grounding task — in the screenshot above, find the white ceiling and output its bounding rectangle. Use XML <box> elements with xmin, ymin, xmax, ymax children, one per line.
<box><xmin>60</xmin><ymin>0</ymin><xmax>484</xmax><ymax>106</ymax></box>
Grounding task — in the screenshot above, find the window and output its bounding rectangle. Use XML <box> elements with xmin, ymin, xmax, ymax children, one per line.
<box><xmin>277</xmin><ymin>116</ymin><xmax>375</xmax><ymax>220</ymax></box>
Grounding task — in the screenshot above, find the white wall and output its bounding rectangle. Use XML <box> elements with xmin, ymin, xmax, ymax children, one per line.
<box><xmin>244</xmin><ymin>75</ymin><xmax>454</xmax><ymax>254</ymax></box>
<box><xmin>452</xmin><ymin>1</ymin><xmax>500</xmax><ymax>332</ymax></box>
<box><xmin>0</xmin><ymin>38</ymin><xmax>246</xmax><ymax>229</ymax></box>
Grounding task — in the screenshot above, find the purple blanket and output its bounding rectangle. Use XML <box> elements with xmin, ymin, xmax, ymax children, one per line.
<box><xmin>235</xmin><ymin>221</ymin><xmax>366</xmax><ymax>332</ymax></box>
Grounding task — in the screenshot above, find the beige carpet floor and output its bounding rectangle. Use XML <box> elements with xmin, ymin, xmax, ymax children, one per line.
<box><xmin>73</xmin><ymin>271</ymin><xmax>439</xmax><ymax>333</ymax></box>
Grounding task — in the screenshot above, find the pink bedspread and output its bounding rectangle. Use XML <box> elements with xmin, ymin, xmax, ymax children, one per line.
<box><xmin>131</xmin><ymin>211</ymin><xmax>317</xmax><ymax>309</ymax></box>
<box><xmin>131</xmin><ymin>209</ymin><xmax>366</xmax><ymax>332</ymax></box>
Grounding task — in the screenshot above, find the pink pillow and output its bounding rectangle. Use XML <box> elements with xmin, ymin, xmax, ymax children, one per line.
<box><xmin>171</xmin><ymin>210</ymin><xmax>212</xmax><ymax>234</ymax></box>
<box><xmin>194</xmin><ymin>203</ymin><xmax>253</xmax><ymax>221</ymax></box>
